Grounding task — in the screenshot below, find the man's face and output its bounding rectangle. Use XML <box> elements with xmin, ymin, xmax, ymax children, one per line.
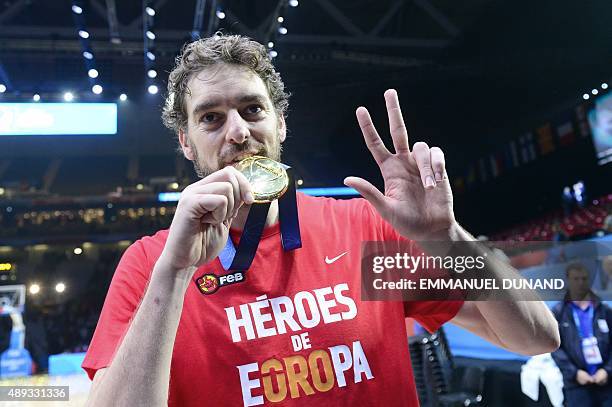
<box><xmin>567</xmin><ymin>268</ymin><xmax>590</xmax><ymax>300</ymax></box>
<box><xmin>178</xmin><ymin>63</ymin><xmax>286</xmax><ymax>177</ymax></box>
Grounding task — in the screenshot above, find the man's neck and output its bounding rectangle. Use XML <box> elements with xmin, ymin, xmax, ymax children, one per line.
<box><xmin>230</xmin><ymin>200</ymin><xmax>279</xmax><ymax>231</ymax></box>
<box><xmin>572</xmin><ymin>294</ymin><xmax>592</xmax><ymax>310</ymax></box>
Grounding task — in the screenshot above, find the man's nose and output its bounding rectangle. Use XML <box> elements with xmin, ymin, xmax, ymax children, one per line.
<box><xmin>225</xmin><ymin>110</ymin><xmax>249</xmax><ymax>145</ymax></box>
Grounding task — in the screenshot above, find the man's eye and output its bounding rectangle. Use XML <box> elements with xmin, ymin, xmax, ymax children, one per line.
<box><xmin>246</xmin><ymin>105</ymin><xmax>263</xmax><ymax>114</ymax></box>
<box><xmin>201</xmin><ymin>113</ymin><xmax>217</xmax><ymax>123</ymax></box>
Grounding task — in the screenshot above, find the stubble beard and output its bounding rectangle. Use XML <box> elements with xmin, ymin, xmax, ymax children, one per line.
<box><xmin>189</xmin><ymin>133</ymin><xmax>283</xmax><ymax>179</ymax></box>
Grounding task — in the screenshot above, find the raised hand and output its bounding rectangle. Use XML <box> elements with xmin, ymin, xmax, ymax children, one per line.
<box><xmin>158</xmin><ymin>166</ymin><xmax>254</xmax><ymax>274</ymax></box>
<box><xmin>344</xmin><ymin>89</ymin><xmax>455</xmax><ymax>241</ymax></box>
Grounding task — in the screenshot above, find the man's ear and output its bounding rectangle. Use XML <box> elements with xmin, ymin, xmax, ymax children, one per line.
<box><xmin>278</xmin><ymin>115</ymin><xmax>287</xmax><ymax>143</ymax></box>
<box><xmin>178</xmin><ymin>129</ymin><xmax>195</xmax><ymax>161</ymax></box>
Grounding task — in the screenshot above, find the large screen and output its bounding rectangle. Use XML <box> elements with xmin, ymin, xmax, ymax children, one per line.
<box><xmin>0</xmin><ymin>103</ymin><xmax>117</xmax><ymax>136</ymax></box>
<box><xmin>588</xmin><ymin>93</ymin><xmax>612</xmax><ymax>165</ymax></box>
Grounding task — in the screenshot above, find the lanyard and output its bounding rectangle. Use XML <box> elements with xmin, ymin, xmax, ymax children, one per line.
<box><xmin>571</xmin><ymin>304</ymin><xmax>594</xmax><ymax>339</ymax></box>
<box><xmin>219</xmin><ymin>165</ymin><xmax>301</xmax><ymax>271</ymax></box>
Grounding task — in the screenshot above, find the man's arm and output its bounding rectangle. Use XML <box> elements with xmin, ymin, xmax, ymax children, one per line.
<box><xmin>345</xmin><ymin>89</ymin><xmax>559</xmax><ymax>356</ymax></box>
<box><xmin>86</xmin><ymin>167</ymin><xmax>253</xmax><ymax>406</ymax></box>
<box><xmin>441</xmin><ymin>223</ymin><xmax>560</xmax><ymax>355</ymax></box>
<box><xmin>86</xmin><ymin>263</ymin><xmax>192</xmax><ymax>406</ymax></box>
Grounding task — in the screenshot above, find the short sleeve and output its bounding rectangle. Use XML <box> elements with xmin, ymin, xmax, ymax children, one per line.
<box><xmin>404</xmin><ymin>300</ymin><xmax>463</xmax><ymax>333</ymax></box>
<box><xmin>82</xmin><ymin>241</ymin><xmax>152</xmax><ymax>380</ymax></box>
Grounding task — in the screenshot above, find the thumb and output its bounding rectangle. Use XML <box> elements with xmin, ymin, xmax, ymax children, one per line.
<box><xmin>344</xmin><ymin>176</ymin><xmax>387</xmax><ymax>214</ymax></box>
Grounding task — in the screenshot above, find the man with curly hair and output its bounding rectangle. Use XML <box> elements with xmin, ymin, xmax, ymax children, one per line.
<box><xmin>83</xmin><ymin>34</ymin><xmax>560</xmax><ymax>406</ymax></box>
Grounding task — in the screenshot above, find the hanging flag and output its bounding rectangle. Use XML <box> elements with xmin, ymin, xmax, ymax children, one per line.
<box><xmin>556</xmin><ymin>120</ymin><xmax>576</xmax><ymax>147</ymax></box>
<box><xmin>520</xmin><ymin>133</ymin><xmax>537</xmax><ymax>163</ymax></box>
<box><xmin>536</xmin><ymin>123</ymin><xmax>555</xmax><ymax>155</ymax></box>
<box><xmin>527</xmin><ymin>133</ymin><xmax>537</xmax><ymax>161</ymax></box>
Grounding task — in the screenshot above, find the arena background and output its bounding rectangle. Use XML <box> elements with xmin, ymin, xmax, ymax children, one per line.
<box><xmin>0</xmin><ymin>0</ymin><xmax>611</xmax><ymax>406</ymax></box>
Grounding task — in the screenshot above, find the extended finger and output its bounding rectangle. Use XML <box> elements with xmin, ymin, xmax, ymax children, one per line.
<box><xmin>344</xmin><ymin>176</ymin><xmax>388</xmax><ymax>218</ymax></box>
<box><xmin>384</xmin><ymin>89</ymin><xmax>410</xmax><ymax>154</ymax></box>
<box><xmin>430</xmin><ymin>147</ymin><xmax>446</xmax><ymax>183</ymax></box>
<box><xmin>356</xmin><ymin>106</ymin><xmax>391</xmax><ymax>166</ymax></box>
<box><xmin>412</xmin><ymin>142</ymin><xmax>436</xmax><ymax>189</ymax></box>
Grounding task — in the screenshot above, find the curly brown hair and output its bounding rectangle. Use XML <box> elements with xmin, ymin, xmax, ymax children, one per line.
<box><xmin>162</xmin><ymin>33</ymin><xmax>290</xmax><ymax>135</ymax></box>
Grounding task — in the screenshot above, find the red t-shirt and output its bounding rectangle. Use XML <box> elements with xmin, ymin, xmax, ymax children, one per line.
<box><xmin>83</xmin><ymin>193</ymin><xmax>462</xmax><ymax>406</ymax></box>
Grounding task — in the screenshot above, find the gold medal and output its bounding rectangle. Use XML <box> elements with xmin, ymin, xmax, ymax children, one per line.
<box><xmin>236</xmin><ymin>156</ymin><xmax>289</xmax><ymax>203</ymax></box>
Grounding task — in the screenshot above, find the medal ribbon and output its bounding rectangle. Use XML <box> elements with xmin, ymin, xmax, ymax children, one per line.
<box><xmin>219</xmin><ymin>164</ymin><xmax>302</xmax><ymax>271</ymax></box>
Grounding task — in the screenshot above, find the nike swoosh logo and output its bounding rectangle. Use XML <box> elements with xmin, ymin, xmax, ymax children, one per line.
<box><xmin>325</xmin><ymin>251</ymin><xmax>348</xmax><ymax>265</ymax></box>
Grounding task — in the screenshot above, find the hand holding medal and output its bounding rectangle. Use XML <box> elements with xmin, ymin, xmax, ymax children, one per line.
<box><xmin>216</xmin><ymin>155</ymin><xmax>300</xmax><ymax>275</ymax></box>
<box><xmin>159</xmin><ymin>153</ymin><xmax>300</xmax><ymax>279</ymax></box>
<box><xmin>157</xmin><ymin>166</ymin><xmax>254</xmax><ymax>273</ymax></box>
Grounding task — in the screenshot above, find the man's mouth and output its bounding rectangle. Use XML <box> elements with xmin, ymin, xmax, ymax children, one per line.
<box><xmin>226</xmin><ymin>153</ymin><xmax>260</xmax><ymax>167</ymax></box>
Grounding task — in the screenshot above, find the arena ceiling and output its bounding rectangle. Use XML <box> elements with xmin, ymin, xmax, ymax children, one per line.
<box><xmin>0</xmin><ymin>1</ymin><xmax>609</xmax><ymax>125</ymax></box>
<box><xmin>0</xmin><ymin>0</ymin><xmax>497</xmax><ymax>92</ymax></box>
<box><xmin>0</xmin><ymin>1</ymin><xmax>610</xmax><ymax>170</ymax></box>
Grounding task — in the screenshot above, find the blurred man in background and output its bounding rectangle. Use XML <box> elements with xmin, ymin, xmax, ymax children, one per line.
<box><xmin>552</xmin><ymin>262</ymin><xmax>612</xmax><ymax>406</ymax></box>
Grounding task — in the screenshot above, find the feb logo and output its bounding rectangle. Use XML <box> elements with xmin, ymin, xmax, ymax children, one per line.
<box><xmin>195</xmin><ymin>272</ymin><xmax>245</xmax><ymax>295</ymax></box>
